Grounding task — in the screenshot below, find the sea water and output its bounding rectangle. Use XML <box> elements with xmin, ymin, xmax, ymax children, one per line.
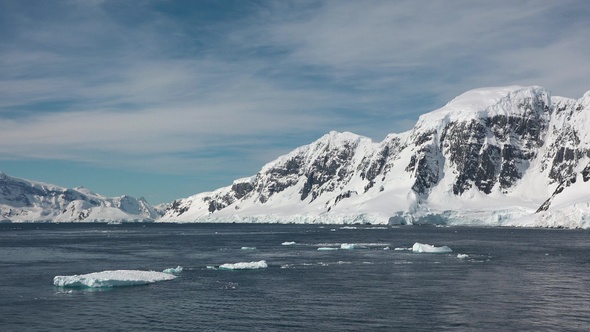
<box><xmin>1</xmin><ymin>223</ymin><xmax>590</xmax><ymax>331</ymax></box>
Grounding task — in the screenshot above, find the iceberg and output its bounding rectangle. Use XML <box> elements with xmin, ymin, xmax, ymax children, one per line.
<box><xmin>53</xmin><ymin>270</ymin><xmax>176</xmax><ymax>288</ymax></box>
<box><xmin>457</xmin><ymin>254</ymin><xmax>469</xmax><ymax>259</ymax></box>
<box><xmin>282</xmin><ymin>241</ymin><xmax>297</xmax><ymax>245</ymax></box>
<box><xmin>411</xmin><ymin>242</ymin><xmax>453</xmax><ymax>253</ymax></box>
<box><xmin>162</xmin><ymin>266</ymin><xmax>183</xmax><ymax>274</ymax></box>
<box><xmin>218</xmin><ymin>260</ymin><xmax>268</xmax><ymax>270</ymax></box>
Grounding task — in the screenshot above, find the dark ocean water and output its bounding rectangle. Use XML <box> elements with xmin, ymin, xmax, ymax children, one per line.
<box><xmin>1</xmin><ymin>223</ymin><xmax>590</xmax><ymax>331</ymax></box>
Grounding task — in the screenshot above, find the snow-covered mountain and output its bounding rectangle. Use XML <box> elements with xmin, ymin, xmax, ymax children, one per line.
<box><xmin>160</xmin><ymin>86</ymin><xmax>590</xmax><ymax>228</ymax></box>
<box><xmin>0</xmin><ymin>172</ymin><xmax>159</xmax><ymax>222</ymax></box>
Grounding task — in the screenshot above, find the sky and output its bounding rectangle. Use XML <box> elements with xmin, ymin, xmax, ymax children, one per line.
<box><xmin>1</xmin><ymin>0</ymin><xmax>590</xmax><ymax>205</ymax></box>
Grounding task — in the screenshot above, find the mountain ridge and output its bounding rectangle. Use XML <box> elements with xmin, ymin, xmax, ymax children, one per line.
<box><xmin>159</xmin><ymin>85</ymin><xmax>590</xmax><ymax>228</ymax></box>
<box><xmin>3</xmin><ymin>85</ymin><xmax>590</xmax><ymax>227</ymax></box>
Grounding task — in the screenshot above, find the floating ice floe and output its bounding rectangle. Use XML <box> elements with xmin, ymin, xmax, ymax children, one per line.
<box><xmin>241</xmin><ymin>247</ymin><xmax>257</xmax><ymax>250</ymax></box>
<box><xmin>53</xmin><ymin>270</ymin><xmax>176</xmax><ymax>288</ymax></box>
<box><xmin>162</xmin><ymin>266</ymin><xmax>183</xmax><ymax>274</ymax></box>
<box><xmin>394</xmin><ymin>247</ymin><xmax>412</xmax><ymax>251</ymax></box>
<box><xmin>281</xmin><ymin>241</ymin><xmax>297</xmax><ymax>246</ymax></box>
<box><xmin>457</xmin><ymin>254</ymin><xmax>469</xmax><ymax>259</ymax></box>
<box><xmin>218</xmin><ymin>260</ymin><xmax>268</xmax><ymax>270</ymax></box>
<box><xmin>317</xmin><ymin>247</ymin><xmax>339</xmax><ymax>251</ymax></box>
<box><xmin>411</xmin><ymin>242</ymin><xmax>453</xmax><ymax>253</ymax></box>
<box><xmin>340</xmin><ymin>243</ymin><xmax>359</xmax><ymax>250</ymax></box>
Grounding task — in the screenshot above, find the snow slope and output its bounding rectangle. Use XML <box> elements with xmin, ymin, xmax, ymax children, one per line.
<box><xmin>160</xmin><ymin>86</ymin><xmax>590</xmax><ymax>228</ymax></box>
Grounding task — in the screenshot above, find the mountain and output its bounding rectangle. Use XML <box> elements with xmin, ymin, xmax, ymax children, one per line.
<box><xmin>0</xmin><ymin>172</ymin><xmax>159</xmax><ymax>222</ymax></box>
<box><xmin>159</xmin><ymin>86</ymin><xmax>590</xmax><ymax>228</ymax></box>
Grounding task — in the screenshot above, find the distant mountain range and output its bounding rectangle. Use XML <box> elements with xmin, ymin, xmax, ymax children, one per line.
<box><xmin>0</xmin><ymin>172</ymin><xmax>158</xmax><ymax>223</ymax></box>
<box><xmin>3</xmin><ymin>86</ymin><xmax>590</xmax><ymax>227</ymax></box>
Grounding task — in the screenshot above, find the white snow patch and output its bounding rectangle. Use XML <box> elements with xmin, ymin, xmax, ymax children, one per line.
<box><xmin>53</xmin><ymin>270</ymin><xmax>176</xmax><ymax>288</ymax></box>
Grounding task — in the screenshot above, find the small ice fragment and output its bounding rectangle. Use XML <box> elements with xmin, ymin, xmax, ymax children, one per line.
<box><xmin>218</xmin><ymin>260</ymin><xmax>268</xmax><ymax>270</ymax></box>
<box><xmin>162</xmin><ymin>266</ymin><xmax>183</xmax><ymax>274</ymax></box>
<box><xmin>394</xmin><ymin>247</ymin><xmax>412</xmax><ymax>251</ymax></box>
<box><xmin>282</xmin><ymin>241</ymin><xmax>297</xmax><ymax>246</ymax></box>
<box><xmin>412</xmin><ymin>242</ymin><xmax>453</xmax><ymax>253</ymax></box>
<box><xmin>317</xmin><ymin>247</ymin><xmax>339</xmax><ymax>251</ymax></box>
<box><xmin>241</xmin><ymin>247</ymin><xmax>256</xmax><ymax>250</ymax></box>
<box><xmin>53</xmin><ymin>270</ymin><xmax>176</xmax><ymax>288</ymax></box>
<box><xmin>340</xmin><ymin>243</ymin><xmax>358</xmax><ymax>250</ymax></box>
<box><xmin>383</xmin><ymin>246</ymin><xmax>390</xmax><ymax>250</ymax></box>
<box><xmin>457</xmin><ymin>254</ymin><xmax>469</xmax><ymax>259</ymax></box>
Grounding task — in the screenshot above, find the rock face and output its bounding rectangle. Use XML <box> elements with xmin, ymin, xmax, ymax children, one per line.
<box><xmin>160</xmin><ymin>86</ymin><xmax>590</xmax><ymax>227</ymax></box>
<box><xmin>0</xmin><ymin>173</ymin><xmax>159</xmax><ymax>222</ymax></box>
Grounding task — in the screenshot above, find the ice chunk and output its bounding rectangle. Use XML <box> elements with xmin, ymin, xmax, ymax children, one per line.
<box><xmin>241</xmin><ymin>247</ymin><xmax>256</xmax><ymax>250</ymax></box>
<box><xmin>340</xmin><ymin>243</ymin><xmax>358</xmax><ymax>250</ymax></box>
<box><xmin>53</xmin><ymin>270</ymin><xmax>176</xmax><ymax>288</ymax></box>
<box><xmin>218</xmin><ymin>260</ymin><xmax>268</xmax><ymax>270</ymax></box>
<box><xmin>457</xmin><ymin>254</ymin><xmax>469</xmax><ymax>259</ymax></box>
<box><xmin>282</xmin><ymin>241</ymin><xmax>297</xmax><ymax>246</ymax></box>
<box><xmin>412</xmin><ymin>242</ymin><xmax>453</xmax><ymax>253</ymax></box>
<box><xmin>317</xmin><ymin>247</ymin><xmax>339</xmax><ymax>251</ymax></box>
<box><xmin>394</xmin><ymin>247</ymin><xmax>412</xmax><ymax>251</ymax></box>
<box><xmin>162</xmin><ymin>266</ymin><xmax>183</xmax><ymax>274</ymax></box>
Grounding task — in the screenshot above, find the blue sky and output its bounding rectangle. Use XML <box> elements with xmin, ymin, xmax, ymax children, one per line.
<box><xmin>1</xmin><ymin>0</ymin><xmax>590</xmax><ymax>204</ymax></box>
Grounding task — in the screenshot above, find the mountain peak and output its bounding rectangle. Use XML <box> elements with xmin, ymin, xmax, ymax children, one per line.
<box><xmin>415</xmin><ymin>85</ymin><xmax>551</xmax><ymax>130</ymax></box>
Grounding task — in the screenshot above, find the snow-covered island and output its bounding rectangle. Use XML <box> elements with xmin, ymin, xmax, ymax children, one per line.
<box><xmin>3</xmin><ymin>86</ymin><xmax>590</xmax><ymax>228</ymax></box>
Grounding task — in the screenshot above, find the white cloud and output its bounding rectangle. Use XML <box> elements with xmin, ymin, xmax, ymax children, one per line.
<box><xmin>1</xmin><ymin>0</ymin><xmax>589</xmax><ymax>191</ymax></box>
